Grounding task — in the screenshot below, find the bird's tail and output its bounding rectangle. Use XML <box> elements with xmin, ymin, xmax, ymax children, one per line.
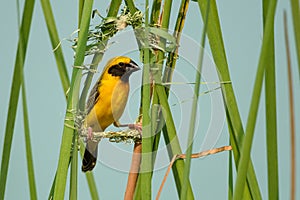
<box><xmin>82</xmin><ymin>140</ymin><xmax>98</xmax><ymax>172</ymax></box>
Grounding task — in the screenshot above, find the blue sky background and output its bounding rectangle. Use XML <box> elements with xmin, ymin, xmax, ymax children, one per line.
<box><xmin>1</xmin><ymin>0</ymin><xmax>300</xmax><ymax>199</ymax></box>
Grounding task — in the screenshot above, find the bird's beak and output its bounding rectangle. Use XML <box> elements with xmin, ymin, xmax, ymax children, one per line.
<box><xmin>128</xmin><ymin>60</ymin><xmax>140</xmax><ymax>72</ymax></box>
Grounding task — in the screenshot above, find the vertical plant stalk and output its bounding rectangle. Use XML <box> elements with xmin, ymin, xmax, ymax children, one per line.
<box><xmin>132</xmin><ymin>0</ymin><xmax>161</xmax><ymax>199</ymax></box>
<box><xmin>163</xmin><ymin>0</ymin><xmax>189</xmax><ymax>88</ymax></box>
<box><xmin>78</xmin><ymin>0</ymin><xmax>85</xmax><ymax>25</ymax></box>
<box><xmin>150</xmin><ymin>0</ymin><xmax>162</xmax><ymax>25</ymax></box>
<box><xmin>48</xmin><ymin>159</ymin><xmax>71</xmax><ymax>200</ymax></box>
<box><xmin>180</xmin><ymin>1</ymin><xmax>210</xmax><ymax>199</ymax></box>
<box><xmin>124</xmin><ymin>143</ymin><xmax>142</xmax><ymax>200</ymax></box>
<box><xmin>290</xmin><ymin>0</ymin><xmax>300</xmax><ymax>78</ymax></box>
<box><xmin>17</xmin><ymin>1</ymin><xmax>38</xmax><ymax>197</ymax></box>
<box><xmin>40</xmin><ymin>3</ymin><xmax>72</xmax><ymax>195</ymax></box>
<box><xmin>157</xmin><ymin>0</ymin><xmax>194</xmax><ymax>198</ymax></box>
<box><xmin>40</xmin><ymin>0</ymin><xmax>70</xmax><ymax>95</ymax></box>
<box><xmin>0</xmin><ymin>0</ymin><xmax>35</xmax><ymax>199</ymax></box>
<box><xmin>76</xmin><ymin>0</ymin><xmax>97</xmax><ymax>196</ymax></box>
<box><xmin>123</xmin><ymin>1</ymin><xmax>152</xmax><ymax>199</ymax></box>
<box><xmin>228</xmin><ymin>150</ymin><xmax>233</xmax><ymax>200</ymax></box>
<box><xmin>77</xmin><ymin>1</ymin><xmax>121</xmax><ymax>198</ymax></box>
<box><xmin>233</xmin><ymin>1</ymin><xmax>277</xmax><ymax>199</ymax></box>
<box><xmin>53</xmin><ymin>1</ymin><xmax>94</xmax><ymax>199</ymax></box>
<box><xmin>69</xmin><ymin>135</ymin><xmax>78</xmax><ymax>200</ymax></box>
<box><xmin>22</xmin><ymin>79</ymin><xmax>38</xmax><ymax>200</ymax></box>
<box><xmin>41</xmin><ymin>0</ymin><xmax>77</xmax><ymax>194</ymax></box>
<box><xmin>140</xmin><ymin>0</ymin><xmax>153</xmax><ymax>199</ymax></box>
<box><xmin>153</xmin><ymin>0</ymin><xmax>190</xmax><ymax>160</ymax></box>
<box><xmin>198</xmin><ymin>0</ymin><xmax>262</xmax><ymax>198</ymax></box>
<box><xmin>151</xmin><ymin>0</ymin><xmax>173</xmax><ymax>157</ymax></box>
<box><xmin>68</xmin><ymin>1</ymin><xmax>87</xmax><ymax>198</ymax></box>
<box><xmin>284</xmin><ymin>11</ymin><xmax>296</xmax><ymax>200</ymax></box>
<box><xmin>42</xmin><ymin>0</ymin><xmax>84</xmax><ymax>189</ymax></box>
<box><xmin>148</xmin><ymin>0</ymin><xmax>166</xmax><ymax>157</ymax></box>
<box><xmin>263</xmin><ymin>0</ymin><xmax>279</xmax><ymax>199</ymax></box>
<box><xmin>126</xmin><ymin>0</ymin><xmax>194</xmax><ymax>198</ymax></box>
<box><xmin>147</xmin><ymin>2</ymin><xmax>173</xmax><ymax>187</ymax></box>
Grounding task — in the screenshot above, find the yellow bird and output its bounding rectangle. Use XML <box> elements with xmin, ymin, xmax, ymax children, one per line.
<box><xmin>82</xmin><ymin>56</ymin><xmax>140</xmax><ymax>172</ymax></box>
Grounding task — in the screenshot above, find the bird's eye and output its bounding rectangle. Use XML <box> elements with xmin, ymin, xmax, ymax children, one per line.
<box><xmin>119</xmin><ymin>62</ymin><xmax>125</xmax><ymax>66</ymax></box>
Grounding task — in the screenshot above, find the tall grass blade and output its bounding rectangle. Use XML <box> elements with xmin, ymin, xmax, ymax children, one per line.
<box><xmin>40</xmin><ymin>0</ymin><xmax>70</xmax><ymax>94</ymax></box>
<box><xmin>48</xmin><ymin>175</ymin><xmax>56</xmax><ymax>200</ymax></box>
<box><xmin>78</xmin><ymin>0</ymin><xmax>84</xmax><ymax>25</ymax></box>
<box><xmin>180</xmin><ymin>0</ymin><xmax>210</xmax><ymax>199</ymax></box>
<box><xmin>290</xmin><ymin>0</ymin><xmax>300</xmax><ymax>78</ymax></box>
<box><xmin>0</xmin><ymin>0</ymin><xmax>35</xmax><ymax>199</ymax></box>
<box><xmin>69</xmin><ymin>136</ymin><xmax>78</xmax><ymax>200</ymax></box>
<box><xmin>149</xmin><ymin>0</ymin><xmax>172</xmax><ymax>180</ymax></box>
<box><xmin>163</xmin><ymin>0</ymin><xmax>189</xmax><ymax>89</ymax></box>
<box><xmin>84</xmin><ymin>169</ymin><xmax>99</xmax><ymax>200</ymax></box>
<box><xmin>132</xmin><ymin>0</ymin><xmax>162</xmax><ymax>199</ymax></box>
<box><xmin>22</xmin><ymin>79</ymin><xmax>38</xmax><ymax>200</ymax></box>
<box><xmin>155</xmin><ymin>1</ymin><xmax>194</xmax><ymax>198</ymax></box>
<box><xmin>53</xmin><ymin>1</ymin><xmax>94</xmax><ymax>199</ymax></box>
<box><xmin>150</xmin><ymin>0</ymin><xmax>162</xmax><ymax>25</ymax></box>
<box><xmin>149</xmin><ymin>0</ymin><xmax>172</xmax><ymax>171</ymax></box>
<box><xmin>228</xmin><ymin>150</ymin><xmax>233</xmax><ymax>200</ymax></box>
<box><xmin>140</xmin><ymin>0</ymin><xmax>153</xmax><ymax>199</ymax></box>
<box><xmin>68</xmin><ymin>1</ymin><xmax>86</xmax><ymax>198</ymax></box>
<box><xmin>125</xmin><ymin>0</ymin><xmax>194</xmax><ymax>198</ymax></box>
<box><xmin>17</xmin><ymin>0</ymin><xmax>38</xmax><ymax>198</ymax></box>
<box><xmin>47</xmin><ymin>158</ymin><xmax>72</xmax><ymax>200</ymax></box>
<box><xmin>284</xmin><ymin>11</ymin><xmax>296</xmax><ymax>200</ymax></box>
<box><xmin>233</xmin><ymin>1</ymin><xmax>277</xmax><ymax>199</ymax></box>
<box><xmin>263</xmin><ymin>1</ymin><xmax>279</xmax><ymax>199</ymax></box>
<box><xmin>197</xmin><ymin>0</ymin><xmax>262</xmax><ymax>198</ymax></box>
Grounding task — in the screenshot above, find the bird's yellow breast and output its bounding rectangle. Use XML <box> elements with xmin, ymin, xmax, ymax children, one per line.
<box><xmin>85</xmin><ymin>77</ymin><xmax>129</xmax><ymax>132</ymax></box>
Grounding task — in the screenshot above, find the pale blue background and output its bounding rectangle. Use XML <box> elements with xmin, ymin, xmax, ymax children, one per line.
<box><xmin>1</xmin><ymin>0</ymin><xmax>300</xmax><ymax>199</ymax></box>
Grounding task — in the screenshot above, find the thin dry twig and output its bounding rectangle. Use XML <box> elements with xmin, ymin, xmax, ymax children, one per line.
<box><xmin>156</xmin><ymin>145</ymin><xmax>232</xmax><ymax>200</ymax></box>
<box><xmin>124</xmin><ymin>143</ymin><xmax>142</xmax><ymax>200</ymax></box>
<box><xmin>284</xmin><ymin>11</ymin><xmax>296</xmax><ymax>200</ymax></box>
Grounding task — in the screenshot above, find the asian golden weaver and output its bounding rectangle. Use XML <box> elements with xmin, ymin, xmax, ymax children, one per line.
<box><xmin>82</xmin><ymin>56</ymin><xmax>140</xmax><ymax>172</ymax></box>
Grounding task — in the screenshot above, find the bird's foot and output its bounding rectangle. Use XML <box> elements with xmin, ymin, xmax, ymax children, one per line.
<box><xmin>128</xmin><ymin>122</ymin><xmax>142</xmax><ymax>133</ymax></box>
<box><xmin>114</xmin><ymin>121</ymin><xmax>142</xmax><ymax>132</ymax></box>
<box><xmin>87</xmin><ymin>127</ymin><xmax>93</xmax><ymax>140</ymax></box>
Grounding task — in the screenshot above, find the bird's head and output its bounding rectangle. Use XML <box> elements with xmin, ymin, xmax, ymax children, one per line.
<box><xmin>104</xmin><ymin>56</ymin><xmax>140</xmax><ymax>82</ymax></box>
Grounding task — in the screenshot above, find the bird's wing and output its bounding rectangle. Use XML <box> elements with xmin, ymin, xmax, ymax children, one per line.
<box><xmin>86</xmin><ymin>80</ymin><xmax>100</xmax><ymax>114</ymax></box>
